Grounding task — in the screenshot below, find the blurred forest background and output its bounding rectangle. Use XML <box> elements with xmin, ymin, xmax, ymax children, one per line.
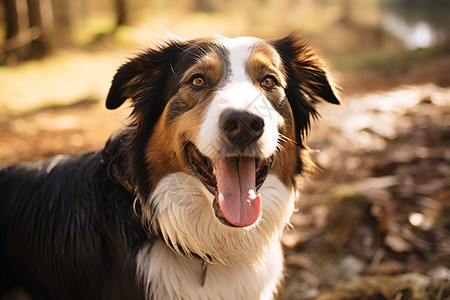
<box><xmin>1</xmin><ymin>0</ymin><xmax>450</xmax><ymax>299</ymax></box>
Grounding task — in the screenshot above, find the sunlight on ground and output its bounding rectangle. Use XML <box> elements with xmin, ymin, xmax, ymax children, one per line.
<box><xmin>0</xmin><ymin>51</ymin><xmax>125</xmax><ymax>115</ymax></box>
<box><xmin>310</xmin><ymin>83</ymin><xmax>450</xmax><ymax>165</ymax></box>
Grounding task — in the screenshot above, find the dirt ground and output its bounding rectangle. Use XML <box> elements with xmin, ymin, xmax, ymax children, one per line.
<box><xmin>1</xmin><ymin>50</ymin><xmax>449</xmax><ymax>299</ymax></box>
<box><xmin>279</xmin><ymin>52</ymin><xmax>450</xmax><ymax>299</ymax></box>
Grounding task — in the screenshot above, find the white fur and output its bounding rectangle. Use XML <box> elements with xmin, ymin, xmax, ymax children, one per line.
<box><xmin>197</xmin><ymin>37</ymin><xmax>284</xmax><ymax>159</ymax></box>
<box><xmin>138</xmin><ymin>173</ymin><xmax>295</xmax><ymax>300</ymax></box>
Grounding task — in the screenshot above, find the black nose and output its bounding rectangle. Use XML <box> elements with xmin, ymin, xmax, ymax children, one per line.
<box><xmin>219</xmin><ymin>109</ymin><xmax>265</xmax><ymax>150</ymax></box>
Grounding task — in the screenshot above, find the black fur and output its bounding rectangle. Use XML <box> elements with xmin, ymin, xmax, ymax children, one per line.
<box><xmin>0</xmin><ymin>135</ymin><xmax>146</xmax><ymax>299</ymax></box>
<box><xmin>271</xmin><ymin>33</ymin><xmax>340</xmax><ymax>173</ymax></box>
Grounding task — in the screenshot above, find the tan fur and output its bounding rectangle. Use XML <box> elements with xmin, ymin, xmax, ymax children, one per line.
<box><xmin>246</xmin><ymin>42</ymin><xmax>286</xmax><ymax>88</ymax></box>
<box><xmin>145</xmin><ymin>101</ymin><xmax>207</xmax><ymax>190</ymax></box>
<box><xmin>144</xmin><ymin>38</ymin><xmax>299</xmax><ymax>193</ymax></box>
<box><xmin>244</xmin><ymin>42</ymin><xmax>298</xmax><ymax>188</ymax></box>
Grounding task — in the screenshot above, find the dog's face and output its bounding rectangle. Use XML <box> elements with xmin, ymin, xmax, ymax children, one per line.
<box><xmin>106</xmin><ymin>34</ymin><xmax>339</xmax><ymax>230</ymax></box>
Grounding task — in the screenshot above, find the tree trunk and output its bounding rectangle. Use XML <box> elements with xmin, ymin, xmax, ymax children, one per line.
<box><xmin>4</xmin><ymin>0</ymin><xmax>21</xmax><ymax>39</ymax></box>
<box><xmin>2</xmin><ymin>0</ymin><xmax>32</xmax><ymax>64</ymax></box>
<box><xmin>339</xmin><ymin>0</ymin><xmax>353</xmax><ymax>25</ymax></box>
<box><xmin>52</xmin><ymin>0</ymin><xmax>73</xmax><ymax>45</ymax></box>
<box><xmin>26</xmin><ymin>0</ymin><xmax>52</xmax><ymax>57</ymax></box>
<box><xmin>115</xmin><ymin>0</ymin><xmax>128</xmax><ymax>27</ymax></box>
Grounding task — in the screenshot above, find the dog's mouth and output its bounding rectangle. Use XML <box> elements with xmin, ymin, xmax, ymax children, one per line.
<box><xmin>184</xmin><ymin>142</ymin><xmax>273</xmax><ymax>228</ymax></box>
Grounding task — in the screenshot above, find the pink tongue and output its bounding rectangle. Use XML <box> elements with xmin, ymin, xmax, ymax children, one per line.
<box><xmin>215</xmin><ymin>158</ymin><xmax>262</xmax><ymax>227</ymax></box>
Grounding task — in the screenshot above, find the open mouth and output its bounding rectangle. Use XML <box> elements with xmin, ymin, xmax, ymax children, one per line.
<box><xmin>184</xmin><ymin>142</ymin><xmax>273</xmax><ymax>227</ymax></box>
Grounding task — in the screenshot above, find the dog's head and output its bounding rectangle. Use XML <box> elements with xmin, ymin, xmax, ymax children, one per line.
<box><xmin>106</xmin><ymin>34</ymin><xmax>339</xmax><ymax>230</ymax></box>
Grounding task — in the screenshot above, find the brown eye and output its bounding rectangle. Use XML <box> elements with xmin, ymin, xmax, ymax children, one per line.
<box><xmin>191</xmin><ymin>76</ymin><xmax>206</xmax><ymax>87</ymax></box>
<box><xmin>262</xmin><ymin>76</ymin><xmax>276</xmax><ymax>89</ymax></box>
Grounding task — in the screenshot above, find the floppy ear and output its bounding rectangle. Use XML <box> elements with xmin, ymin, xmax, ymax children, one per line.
<box><xmin>271</xmin><ymin>33</ymin><xmax>340</xmax><ymax>174</ymax></box>
<box><xmin>106</xmin><ymin>41</ymin><xmax>185</xmax><ymax>110</ymax></box>
<box><xmin>271</xmin><ymin>33</ymin><xmax>340</xmax><ymax>106</ymax></box>
<box><xmin>105</xmin><ymin>58</ymin><xmax>141</xmax><ymax>110</ymax></box>
<box><xmin>271</xmin><ymin>33</ymin><xmax>340</xmax><ymax>142</ymax></box>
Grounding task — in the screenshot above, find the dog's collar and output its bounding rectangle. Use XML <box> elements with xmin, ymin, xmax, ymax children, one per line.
<box><xmin>156</xmin><ymin>238</ymin><xmax>209</xmax><ymax>286</ymax></box>
<box><xmin>201</xmin><ymin>259</ymin><xmax>208</xmax><ymax>286</ymax></box>
<box><xmin>187</xmin><ymin>253</ymin><xmax>208</xmax><ymax>286</ymax></box>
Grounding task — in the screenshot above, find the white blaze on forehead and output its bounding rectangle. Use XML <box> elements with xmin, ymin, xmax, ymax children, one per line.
<box><xmin>197</xmin><ymin>36</ymin><xmax>284</xmax><ymax>159</ymax></box>
<box><xmin>221</xmin><ymin>36</ymin><xmax>260</xmax><ymax>82</ymax></box>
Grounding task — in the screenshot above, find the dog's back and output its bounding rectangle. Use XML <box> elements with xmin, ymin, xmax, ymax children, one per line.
<box><xmin>0</xmin><ymin>147</ymin><xmax>145</xmax><ymax>299</ymax></box>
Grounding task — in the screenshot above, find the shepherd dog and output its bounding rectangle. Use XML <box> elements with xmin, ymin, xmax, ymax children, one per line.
<box><xmin>0</xmin><ymin>33</ymin><xmax>339</xmax><ymax>300</ymax></box>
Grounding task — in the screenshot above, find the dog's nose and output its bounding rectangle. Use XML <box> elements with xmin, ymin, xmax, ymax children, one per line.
<box><xmin>219</xmin><ymin>109</ymin><xmax>265</xmax><ymax>150</ymax></box>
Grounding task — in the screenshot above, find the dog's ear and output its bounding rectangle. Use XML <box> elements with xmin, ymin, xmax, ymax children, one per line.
<box><xmin>270</xmin><ymin>33</ymin><xmax>340</xmax><ymax>141</ymax></box>
<box><xmin>271</xmin><ymin>33</ymin><xmax>340</xmax><ymax>174</ymax></box>
<box><xmin>271</xmin><ymin>32</ymin><xmax>340</xmax><ymax>106</ymax></box>
<box><xmin>105</xmin><ymin>58</ymin><xmax>140</xmax><ymax>110</ymax></box>
<box><xmin>106</xmin><ymin>41</ymin><xmax>184</xmax><ymax>110</ymax></box>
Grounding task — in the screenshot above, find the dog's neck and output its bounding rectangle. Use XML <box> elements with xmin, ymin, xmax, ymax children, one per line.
<box><xmin>101</xmin><ymin>133</ymin><xmax>296</xmax><ymax>296</ymax></box>
<box><xmin>141</xmin><ymin>172</ymin><xmax>295</xmax><ymax>264</ymax></box>
<box><xmin>136</xmin><ymin>239</ymin><xmax>284</xmax><ymax>300</ymax></box>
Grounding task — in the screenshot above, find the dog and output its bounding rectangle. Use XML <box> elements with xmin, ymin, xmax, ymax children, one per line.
<box><xmin>0</xmin><ymin>33</ymin><xmax>339</xmax><ymax>300</ymax></box>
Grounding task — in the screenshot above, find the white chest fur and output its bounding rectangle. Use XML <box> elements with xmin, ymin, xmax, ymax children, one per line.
<box><xmin>137</xmin><ymin>173</ymin><xmax>295</xmax><ymax>300</ymax></box>
<box><xmin>137</xmin><ymin>239</ymin><xmax>284</xmax><ymax>300</ymax></box>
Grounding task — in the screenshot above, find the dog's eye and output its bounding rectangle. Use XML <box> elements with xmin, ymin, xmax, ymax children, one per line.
<box><xmin>262</xmin><ymin>76</ymin><xmax>276</xmax><ymax>89</ymax></box>
<box><xmin>191</xmin><ymin>76</ymin><xmax>206</xmax><ymax>87</ymax></box>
